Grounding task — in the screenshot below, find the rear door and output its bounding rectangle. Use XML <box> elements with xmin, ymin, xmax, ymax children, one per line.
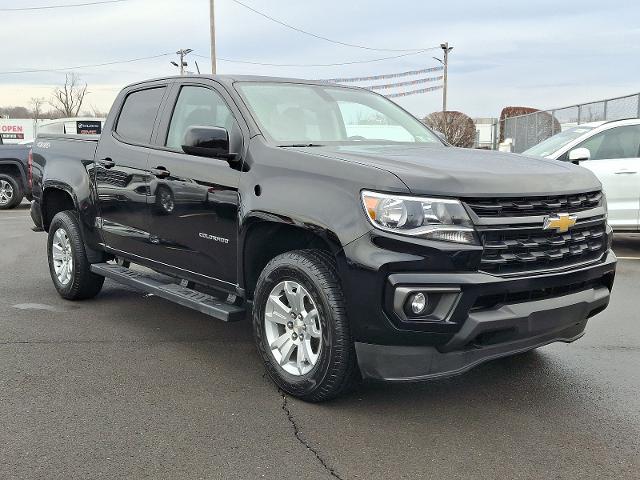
<box><xmin>143</xmin><ymin>81</ymin><xmax>244</xmax><ymax>288</ymax></box>
<box><xmin>95</xmin><ymin>84</ymin><xmax>168</xmax><ymax>256</ymax></box>
<box><xmin>576</xmin><ymin>125</ymin><xmax>640</xmax><ymax>231</ymax></box>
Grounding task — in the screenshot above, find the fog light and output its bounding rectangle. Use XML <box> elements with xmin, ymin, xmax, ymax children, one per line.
<box><xmin>410</xmin><ymin>292</ymin><xmax>428</xmax><ymax>315</ymax></box>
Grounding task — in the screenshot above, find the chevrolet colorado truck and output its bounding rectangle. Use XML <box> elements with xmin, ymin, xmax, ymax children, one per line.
<box><xmin>0</xmin><ymin>142</ymin><xmax>32</xmax><ymax>209</ymax></box>
<box><xmin>30</xmin><ymin>75</ymin><xmax>617</xmax><ymax>402</ymax></box>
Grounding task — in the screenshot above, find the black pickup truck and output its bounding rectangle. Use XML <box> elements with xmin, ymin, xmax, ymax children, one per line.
<box><xmin>0</xmin><ymin>142</ymin><xmax>32</xmax><ymax>209</ymax></box>
<box><xmin>31</xmin><ymin>75</ymin><xmax>617</xmax><ymax>401</ymax></box>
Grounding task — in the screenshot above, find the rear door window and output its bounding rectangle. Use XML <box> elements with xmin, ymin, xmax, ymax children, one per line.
<box><xmin>116</xmin><ymin>87</ymin><xmax>166</xmax><ymax>144</ymax></box>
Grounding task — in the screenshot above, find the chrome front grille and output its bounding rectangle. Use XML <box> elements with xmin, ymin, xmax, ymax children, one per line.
<box><xmin>465</xmin><ymin>191</ymin><xmax>603</xmax><ymax>217</ymax></box>
<box><xmin>477</xmin><ymin>216</ymin><xmax>607</xmax><ymax>275</ymax></box>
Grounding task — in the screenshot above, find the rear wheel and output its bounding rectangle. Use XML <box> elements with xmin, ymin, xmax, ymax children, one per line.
<box><xmin>47</xmin><ymin>211</ymin><xmax>104</xmax><ymax>300</ymax></box>
<box><xmin>0</xmin><ymin>174</ymin><xmax>23</xmax><ymax>210</ymax></box>
<box><xmin>253</xmin><ymin>250</ymin><xmax>358</xmax><ymax>402</ymax></box>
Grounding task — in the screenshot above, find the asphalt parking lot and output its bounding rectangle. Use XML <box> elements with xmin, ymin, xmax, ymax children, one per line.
<box><xmin>1</xmin><ymin>203</ymin><xmax>638</xmax><ymax>480</ymax></box>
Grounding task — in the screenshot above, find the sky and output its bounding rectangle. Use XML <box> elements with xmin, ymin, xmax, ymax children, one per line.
<box><xmin>0</xmin><ymin>0</ymin><xmax>639</xmax><ymax>119</ymax></box>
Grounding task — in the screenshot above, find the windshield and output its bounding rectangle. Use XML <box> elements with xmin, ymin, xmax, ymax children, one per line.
<box><xmin>523</xmin><ymin>126</ymin><xmax>596</xmax><ymax>157</ymax></box>
<box><xmin>235</xmin><ymin>82</ymin><xmax>441</xmax><ymax>146</ymax></box>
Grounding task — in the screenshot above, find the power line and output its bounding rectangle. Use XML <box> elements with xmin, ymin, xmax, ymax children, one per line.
<box><xmin>0</xmin><ymin>53</ymin><xmax>173</xmax><ymax>75</ymax></box>
<box><xmin>195</xmin><ymin>50</ymin><xmax>432</xmax><ymax>68</ymax></box>
<box><xmin>0</xmin><ymin>0</ymin><xmax>128</xmax><ymax>11</ymax></box>
<box><xmin>229</xmin><ymin>0</ymin><xmax>435</xmax><ymax>53</ymax></box>
<box><xmin>2</xmin><ymin>49</ymin><xmax>434</xmax><ymax>75</ymax></box>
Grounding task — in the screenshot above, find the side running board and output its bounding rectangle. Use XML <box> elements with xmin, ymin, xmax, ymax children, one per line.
<box><xmin>90</xmin><ymin>263</ymin><xmax>245</xmax><ymax>322</ymax></box>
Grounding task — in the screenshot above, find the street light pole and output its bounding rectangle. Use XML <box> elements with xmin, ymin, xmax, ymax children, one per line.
<box><xmin>210</xmin><ymin>0</ymin><xmax>217</xmax><ymax>74</ymax></box>
<box><xmin>440</xmin><ymin>42</ymin><xmax>453</xmax><ymax>113</ymax></box>
<box><xmin>173</xmin><ymin>49</ymin><xmax>193</xmax><ymax>75</ymax></box>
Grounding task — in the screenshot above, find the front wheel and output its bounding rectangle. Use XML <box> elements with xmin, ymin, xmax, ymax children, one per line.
<box><xmin>253</xmin><ymin>250</ymin><xmax>358</xmax><ymax>402</ymax></box>
<box><xmin>0</xmin><ymin>174</ymin><xmax>23</xmax><ymax>210</ymax></box>
<box><xmin>47</xmin><ymin>211</ymin><xmax>105</xmax><ymax>300</ymax></box>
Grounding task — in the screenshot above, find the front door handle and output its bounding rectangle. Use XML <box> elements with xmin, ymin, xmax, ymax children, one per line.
<box><xmin>614</xmin><ymin>170</ymin><xmax>638</xmax><ymax>175</ymax></box>
<box><xmin>151</xmin><ymin>167</ymin><xmax>171</xmax><ymax>179</ymax></box>
<box><xmin>98</xmin><ymin>157</ymin><xmax>115</xmax><ymax>169</ymax></box>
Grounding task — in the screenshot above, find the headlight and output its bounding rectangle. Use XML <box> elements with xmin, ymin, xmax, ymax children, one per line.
<box><xmin>361</xmin><ymin>191</ymin><xmax>477</xmax><ymax>244</ymax></box>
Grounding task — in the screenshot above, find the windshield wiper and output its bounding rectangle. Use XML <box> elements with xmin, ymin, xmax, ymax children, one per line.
<box><xmin>278</xmin><ymin>143</ymin><xmax>325</xmax><ymax>148</ymax></box>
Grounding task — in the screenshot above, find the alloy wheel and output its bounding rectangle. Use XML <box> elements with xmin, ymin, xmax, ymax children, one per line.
<box><xmin>264</xmin><ymin>280</ymin><xmax>323</xmax><ymax>376</ymax></box>
<box><xmin>51</xmin><ymin>228</ymin><xmax>74</xmax><ymax>285</ymax></box>
<box><xmin>0</xmin><ymin>180</ymin><xmax>14</xmax><ymax>206</ymax></box>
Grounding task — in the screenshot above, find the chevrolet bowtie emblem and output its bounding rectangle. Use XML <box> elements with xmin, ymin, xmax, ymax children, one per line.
<box><xmin>543</xmin><ymin>213</ymin><xmax>578</xmax><ymax>233</ymax></box>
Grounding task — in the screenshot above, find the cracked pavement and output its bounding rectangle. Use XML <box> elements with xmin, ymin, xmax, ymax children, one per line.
<box><xmin>1</xmin><ymin>204</ymin><xmax>639</xmax><ymax>479</ymax></box>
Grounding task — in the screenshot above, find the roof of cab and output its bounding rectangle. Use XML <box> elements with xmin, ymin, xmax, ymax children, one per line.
<box><xmin>123</xmin><ymin>74</ymin><xmax>338</xmax><ymax>89</ymax></box>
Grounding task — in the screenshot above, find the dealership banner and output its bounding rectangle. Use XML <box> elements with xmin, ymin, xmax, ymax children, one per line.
<box><xmin>0</xmin><ymin>120</ymin><xmax>35</xmax><ymax>143</ymax></box>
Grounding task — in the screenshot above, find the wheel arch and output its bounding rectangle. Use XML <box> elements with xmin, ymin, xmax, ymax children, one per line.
<box><xmin>0</xmin><ymin>160</ymin><xmax>27</xmax><ymax>188</ymax></box>
<box><xmin>240</xmin><ymin>215</ymin><xmax>343</xmax><ymax>299</ymax></box>
<box><xmin>41</xmin><ymin>183</ymin><xmax>79</xmax><ymax>231</ymax></box>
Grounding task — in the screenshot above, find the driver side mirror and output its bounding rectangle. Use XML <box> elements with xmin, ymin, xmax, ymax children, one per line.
<box><xmin>182</xmin><ymin>126</ymin><xmax>237</xmax><ymax>161</ymax></box>
<box><xmin>568</xmin><ymin>147</ymin><xmax>591</xmax><ymax>164</ymax></box>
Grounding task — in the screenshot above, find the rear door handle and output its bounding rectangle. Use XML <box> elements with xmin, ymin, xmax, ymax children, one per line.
<box><xmin>98</xmin><ymin>157</ymin><xmax>115</xmax><ymax>169</ymax></box>
<box><xmin>614</xmin><ymin>170</ymin><xmax>638</xmax><ymax>174</ymax></box>
<box><xmin>151</xmin><ymin>167</ymin><xmax>170</xmax><ymax>178</ymax></box>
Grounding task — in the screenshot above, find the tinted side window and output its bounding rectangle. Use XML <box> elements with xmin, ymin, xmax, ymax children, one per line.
<box><xmin>116</xmin><ymin>87</ymin><xmax>166</xmax><ymax>144</ymax></box>
<box><xmin>578</xmin><ymin>125</ymin><xmax>640</xmax><ymax>160</ymax></box>
<box><xmin>166</xmin><ymin>86</ymin><xmax>237</xmax><ymax>150</ymax></box>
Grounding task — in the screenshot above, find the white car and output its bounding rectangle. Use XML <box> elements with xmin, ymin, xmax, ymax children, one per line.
<box><xmin>524</xmin><ymin>119</ymin><xmax>640</xmax><ymax>231</ymax></box>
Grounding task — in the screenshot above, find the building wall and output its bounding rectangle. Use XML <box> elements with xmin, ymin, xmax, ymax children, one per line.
<box><xmin>473</xmin><ymin>118</ymin><xmax>500</xmax><ymax>149</ymax></box>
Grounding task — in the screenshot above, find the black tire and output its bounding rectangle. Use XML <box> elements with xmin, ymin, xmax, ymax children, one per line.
<box><xmin>0</xmin><ymin>174</ymin><xmax>24</xmax><ymax>210</ymax></box>
<box><xmin>253</xmin><ymin>249</ymin><xmax>359</xmax><ymax>402</ymax></box>
<box><xmin>47</xmin><ymin>211</ymin><xmax>105</xmax><ymax>300</ymax></box>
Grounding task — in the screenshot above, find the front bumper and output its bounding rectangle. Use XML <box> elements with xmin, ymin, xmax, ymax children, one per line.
<box><xmin>354</xmin><ymin>251</ymin><xmax>616</xmax><ymax>381</ymax></box>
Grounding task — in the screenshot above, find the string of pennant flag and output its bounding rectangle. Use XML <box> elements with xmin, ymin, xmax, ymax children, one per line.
<box><xmin>367</xmin><ymin>75</ymin><xmax>443</xmax><ymax>91</ymax></box>
<box><xmin>323</xmin><ymin>66</ymin><xmax>443</xmax><ymax>83</ymax></box>
<box><xmin>386</xmin><ymin>85</ymin><xmax>443</xmax><ymax>98</ymax></box>
<box><xmin>320</xmin><ymin>65</ymin><xmax>445</xmax><ymax>98</ymax></box>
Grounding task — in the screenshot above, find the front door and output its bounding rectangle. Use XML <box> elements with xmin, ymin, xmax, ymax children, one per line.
<box><xmin>145</xmin><ymin>84</ymin><xmax>243</xmax><ymax>287</ymax></box>
<box><xmin>95</xmin><ymin>86</ymin><xmax>167</xmax><ymax>255</ymax></box>
<box><xmin>576</xmin><ymin>125</ymin><xmax>640</xmax><ymax>230</ymax></box>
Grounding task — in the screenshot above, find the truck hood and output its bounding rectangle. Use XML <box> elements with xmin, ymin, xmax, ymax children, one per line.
<box><xmin>293</xmin><ymin>144</ymin><xmax>600</xmax><ymax>197</ymax></box>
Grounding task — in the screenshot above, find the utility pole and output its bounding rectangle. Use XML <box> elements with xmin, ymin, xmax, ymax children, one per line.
<box><xmin>440</xmin><ymin>42</ymin><xmax>453</xmax><ymax>113</ymax></box>
<box><xmin>210</xmin><ymin>0</ymin><xmax>217</xmax><ymax>74</ymax></box>
<box><xmin>172</xmin><ymin>49</ymin><xmax>193</xmax><ymax>75</ymax></box>
<box><xmin>433</xmin><ymin>42</ymin><xmax>453</xmax><ymax>139</ymax></box>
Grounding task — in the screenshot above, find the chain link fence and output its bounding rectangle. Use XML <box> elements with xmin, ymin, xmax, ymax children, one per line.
<box><xmin>503</xmin><ymin>93</ymin><xmax>640</xmax><ymax>153</ymax></box>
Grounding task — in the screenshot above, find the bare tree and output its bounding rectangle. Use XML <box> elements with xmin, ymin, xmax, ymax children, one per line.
<box><xmin>29</xmin><ymin>97</ymin><xmax>46</xmax><ymax>122</ymax></box>
<box><xmin>423</xmin><ymin>111</ymin><xmax>476</xmax><ymax>148</ymax></box>
<box><xmin>50</xmin><ymin>73</ymin><xmax>88</xmax><ymax>117</ymax></box>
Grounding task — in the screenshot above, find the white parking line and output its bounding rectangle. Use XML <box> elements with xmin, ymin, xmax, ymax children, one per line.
<box><xmin>616</xmin><ymin>256</ymin><xmax>640</xmax><ymax>260</ymax></box>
